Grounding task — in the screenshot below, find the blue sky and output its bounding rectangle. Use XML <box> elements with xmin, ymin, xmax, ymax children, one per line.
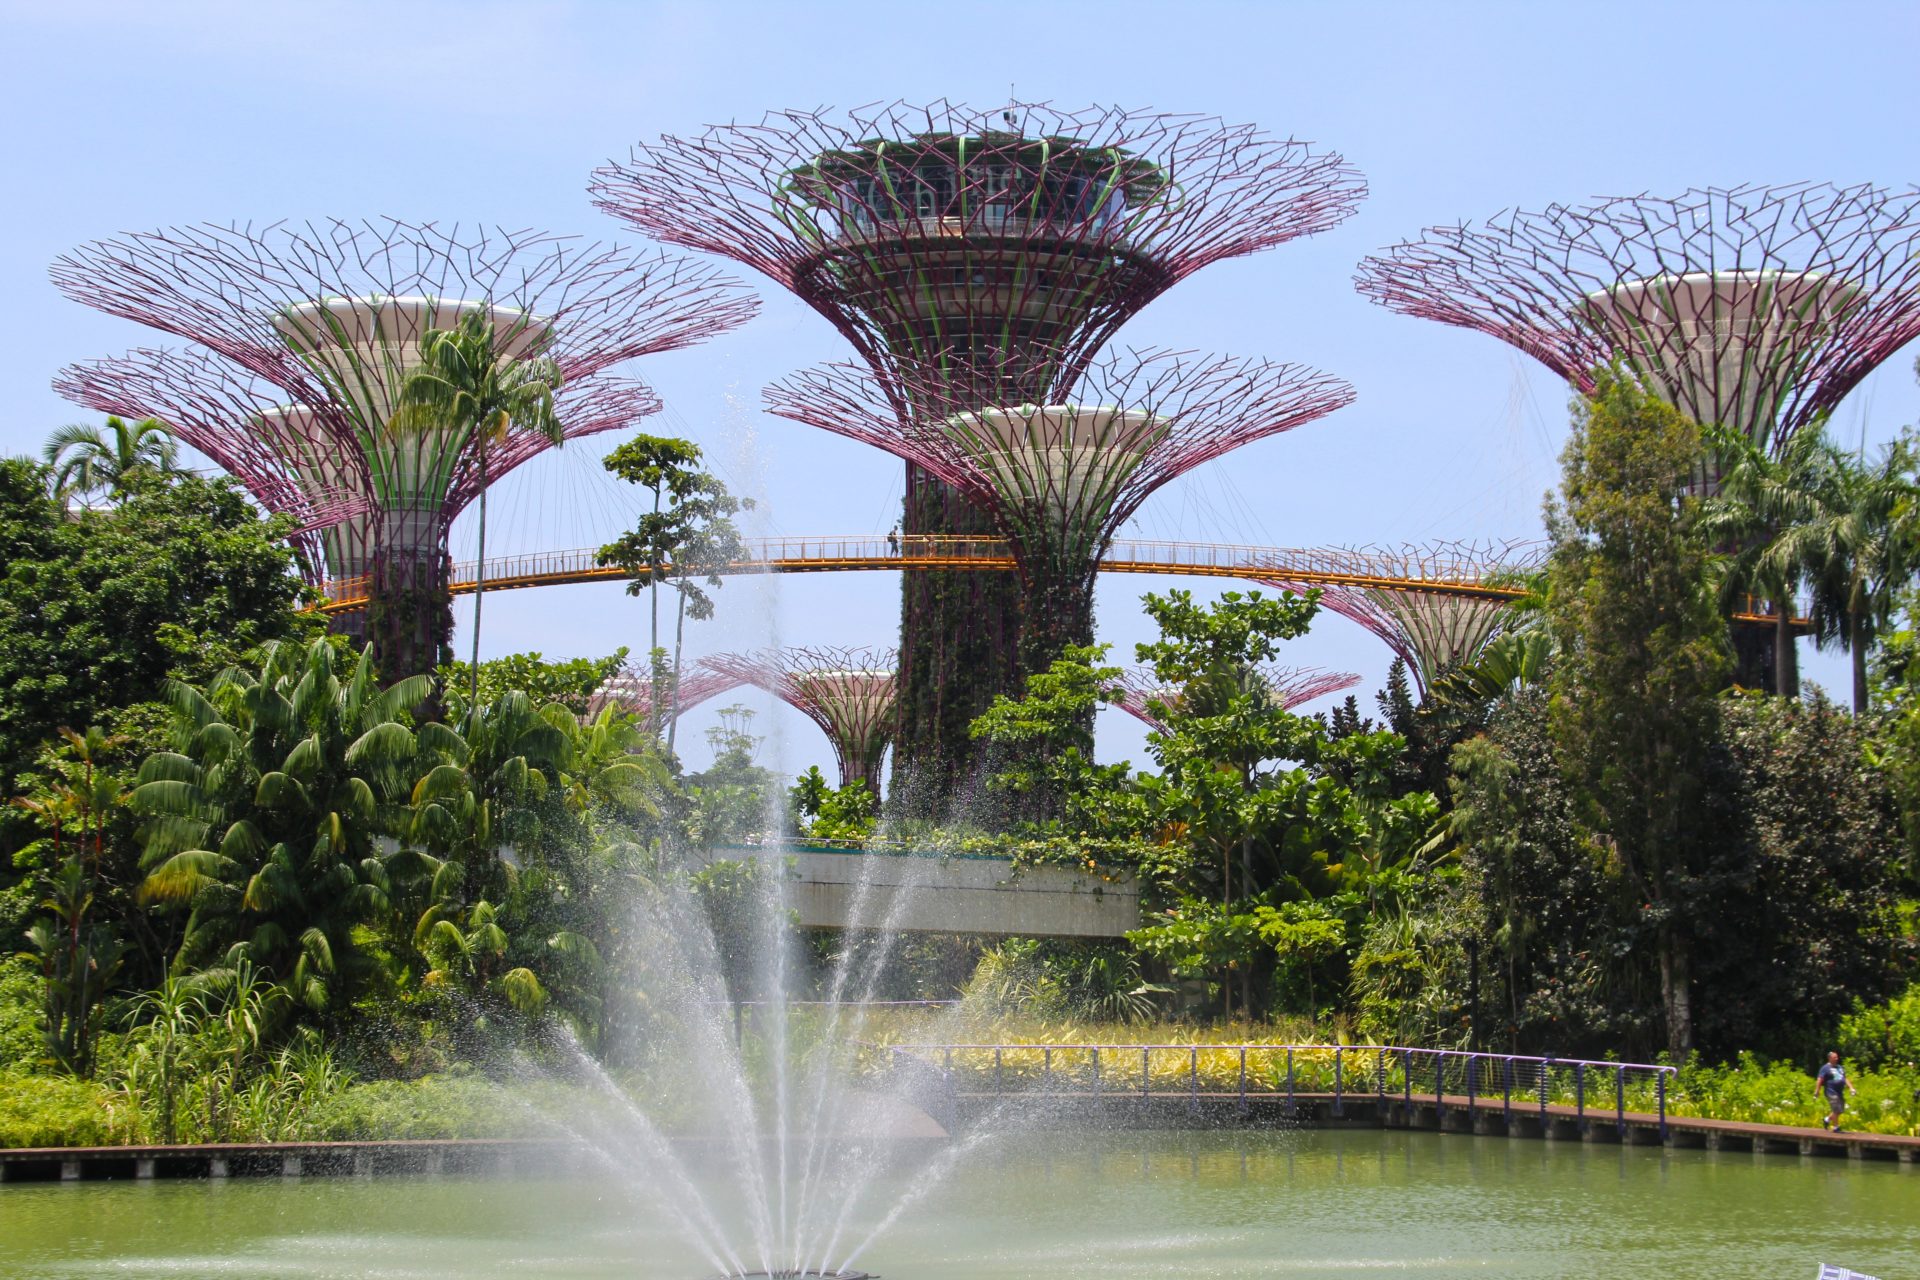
<box><xmin>3</xmin><ymin>0</ymin><xmax>1916</xmax><ymax>780</ymax></box>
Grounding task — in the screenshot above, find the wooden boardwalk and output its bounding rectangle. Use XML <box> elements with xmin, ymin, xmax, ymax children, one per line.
<box><xmin>3</xmin><ymin>1092</ymin><xmax>1910</xmax><ymax>1183</ymax></box>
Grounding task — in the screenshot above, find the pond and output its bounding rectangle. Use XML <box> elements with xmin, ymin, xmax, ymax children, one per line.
<box><xmin>3</xmin><ymin>1129</ymin><xmax>1914</xmax><ymax>1279</ymax></box>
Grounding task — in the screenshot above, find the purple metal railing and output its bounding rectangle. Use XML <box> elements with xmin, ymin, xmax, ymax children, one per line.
<box><xmin>885</xmin><ymin>1043</ymin><xmax>1676</xmax><ymax>1139</ymax></box>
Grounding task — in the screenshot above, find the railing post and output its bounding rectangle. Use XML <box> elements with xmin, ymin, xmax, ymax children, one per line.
<box><xmin>1503</xmin><ymin>1056</ymin><xmax>1512</xmax><ymax>1127</ymax></box>
<box><xmin>1403</xmin><ymin>1048</ymin><xmax>1412</xmax><ymax>1106</ymax></box>
<box><xmin>1615</xmin><ymin>1064</ymin><xmax>1626</xmax><ymax>1137</ymax></box>
<box><xmin>1238</xmin><ymin>1048</ymin><xmax>1248</xmax><ymax>1117</ymax></box>
<box><xmin>995</xmin><ymin>1047</ymin><xmax>1003</xmax><ymax>1096</ymax></box>
<box><xmin>1043</xmin><ymin>1046</ymin><xmax>1053</xmax><ymax>1090</ymax></box>
<box><xmin>1142</xmin><ymin>1047</ymin><xmax>1150</xmax><ymax>1102</ymax></box>
<box><xmin>1539</xmin><ymin>1057</ymin><xmax>1551</xmax><ymax>1126</ymax></box>
<box><xmin>1287</xmin><ymin>1048</ymin><xmax>1296</xmax><ymax>1114</ymax></box>
<box><xmin>1575</xmin><ymin>1062</ymin><xmax>1586</xmax><ymax>1132</ymax></box>
<box><xmin>1466</xmin><ymin>1053</ymin><xmax>1477</xmax><ymax>1114</ymax></box>
<box><xmin>1376</xmin><ymin>1048</ymin><xmax>1387</xmax><ymax>1099</ymax></box>
<box><xmin>1657</xmin><ymin>1070</ymin><xmax>1668</xmax><ymax>1143</ymax></box>
<box><xmin>1093</xmin><ymin>1048</ymin><xmax>1101</xmax><ymax>1101</ymax></box>
<box><xmin>1189</xmin><ymin>1047</ymin><xmax>1199</xmax><ymax>1115</ymax></box>
<box><xmin>1334</xmin><ymin>1046</ymin><xmax>1344</xmax><ymax>1118</ymax></box>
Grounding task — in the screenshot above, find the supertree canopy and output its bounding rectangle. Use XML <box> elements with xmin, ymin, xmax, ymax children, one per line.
<box><xmin>1116</xmin><ymin>665</ymin><xmax>1360</xmax><ymax>734</ymax></box>
<box><xmin>767</xmin><ymin>347</ymin><xmax>1353</xmax><ymax>672</ymax></box>
<box><xmin>1252</xmin><ymin>541</ymin><xmax>1541</xmax><ymax>697</ymax></box>
<box><xmin>594</xmin><ymin>101</ymin><xmax>1364</xmax><ymax>805</ymax></box>
<box><xmin>1355</xmin><ymin>183</ymin><xmax>1920</xmax><ymax>464</ymax></box>
<box><xmin>700</xmin><ymin>648</ymin><xmax>898</xmax><ymax>793</ymax></box>
<box><xmin>52</xmin><ymin>219</ymin><xmax>757</xmax><ymax>675</ymax></box>
<box><xmin>584</xmin><ymin>663</ymin><xmax>745</xmax><ymax>731</ymax></box>
<box><xmin>55</xmin><ymin>345</ymin><xmax>660</xmax><ymax>595</ymax></box>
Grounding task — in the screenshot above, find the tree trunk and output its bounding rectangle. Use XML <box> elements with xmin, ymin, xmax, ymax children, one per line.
<box><xmin>666</xmin><ymin>586</ymin><xmax>688</xmax><ymax>756</ymax></box>
<box><xmin>1852</xmin><ymin>611</ymin><xmax>1869</xmax><ymax>715</ymax></box>
<box><xmin>467</xmin><ymin>444</ymin><xmax>487</xmax><ymax>722</ymax></box>
<box><xmin>1773</xmin><ymin>599</ymin><xmax>1798</xmax><ymax>699</ymax></box>
<box><xmin>1658</xmin><ymin>923</ymin><xmax>1693</xmax><ymax>1058</ymax></box>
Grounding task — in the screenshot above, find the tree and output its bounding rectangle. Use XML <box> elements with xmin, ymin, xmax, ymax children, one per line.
<box><xmin>1769</xmin><ymin>433</ymin><xmax>1913</xmax><ymax>714</ymax></box>
<box><xmin>131</xmin><ymin>639</ymin><xmax>431</xmax><ymax>1013</ymax></box>
<box><xmin>598</xmin><ymin>437</ymin><xmax>753</xmax><ymax>750</ymax></box>
<box><xmin>1545</xmin><ymin>373</ymin><xmax>1730</xmax><ymax>1056</ymax></box>
<box><xmin>393</xmin><ymin>313</ymin><xmax>564</xmax><ymax>708</ymax></box>
<box><xmin>42</xmin><ymin>415</ymin><xmax>178</xmax><ymax>507</ymax></box>
<box><xmin>969</xmin><ymin>643</ymin><xmax>1130</xmax><ymax>827</ymax></box>
<box><xmin>0</xmin><ymin>460</ymin><xmax>318</xmax><ymax>801</ymax></box>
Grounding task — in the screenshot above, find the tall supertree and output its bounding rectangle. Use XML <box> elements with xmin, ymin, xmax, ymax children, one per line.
<box><xmin>52</xmin><ymin>219</ymin><xmax>757</xmax><ymax>676</ymax></box>
<box><xmin>1355</xmin><ymin>184</ymin><xmax>1920</xmax><ymax>687</ymax></box>
<box><xmin>768</xmin><ymin>346</ymin><xmax>1353</xmax><ymax>675</ymax></box>
<box><xmin>699</xmin><ymin>648</ymin><xmax>897</xmax><ymax>793</ymax></box>
<box><xmin>1116</xmin><ymin>665</ymin><xmax>1360</xmax><ymax>734</ymax></box>
<box><xmin>1253</xmin><ymin>541</ymin><xmax>1539</xmax><ymax>697</ymax></box>
<box><xmin>592</xmin><ymin>101</ymin><xmax>1365</xmax><ymax>799</ymax></box>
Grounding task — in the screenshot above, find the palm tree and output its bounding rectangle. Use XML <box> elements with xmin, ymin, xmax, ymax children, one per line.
<box><xmin>43</xmin><ymin>415</ymin><xmax>178</xmax><ymax>505</ymax></box>
<box><xmin>392</xmin><ymin>313</ymin><xmax>563</xmax><ymax>702</ymax></box>
<box><xmin>1719</xmin><ymin>428</ymin><xmax>1917</xmax><ymax>713</ymax></box>
<box><xmin>131</xmin><ymin>638</ymin><xmax>432</xmax><ymax>1011</ymax></box>
<box><xmin>1698</xmin><ymin>424</ymin><xmax>1834</xmax><ymax>698</ymax></box>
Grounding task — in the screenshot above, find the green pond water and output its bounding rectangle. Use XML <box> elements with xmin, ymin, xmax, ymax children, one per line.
<box><xmin>2</xmin><ymin>1129</ymin><xmax>1914</xmax><ymax>1279</ymax></box>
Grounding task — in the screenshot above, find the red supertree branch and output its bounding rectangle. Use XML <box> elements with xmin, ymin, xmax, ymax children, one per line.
<box><xmin>53</xmin><ymin>346</ymin><xmax>369</xmax><ymax>578</ymax></box>
<box><xmin>51</xmin><ymin>218</ymin><xmax>759</xmax><ymax>394</ymax></box>
<box><xmin>1356</xmin><ymin>183</ymin><xmax>1920</xmax><ymax>453</ymax></box>
<box><xmin>1115</xmin><ymin>665</ymin><xmax>1360</xmax><ymax>734</ymax></box>
<box><xmin>764</xmin><ymin>346</ymin><xmax>1353</xmax><ymax>571</ymax></box>
<box><xmin>1251</xmin><ymin>540</ymin><xmax>1543</xmax><ymax>696</ymax></box>
<box><xmin>585</xmin><ymin>663</ymin><xmax>745</xmax><ymax>726</ymax></box>
<box><xmin>698</xmin><ymin>647</ymin><xmax>898</xmax><ymax>791</ymax></box>
<box><xmin>593</xmin><ymin>101</ymin><xmax>1363</xmax><ymax>397</ymax></box>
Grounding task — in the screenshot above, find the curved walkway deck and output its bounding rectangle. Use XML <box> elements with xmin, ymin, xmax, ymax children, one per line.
<box><xmin>318</xmin><ymin>535</ymin><xmax>1532</xmax><ymax>613</ymax></box>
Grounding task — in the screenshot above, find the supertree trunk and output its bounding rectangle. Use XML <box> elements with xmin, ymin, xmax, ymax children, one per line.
<box><xmin>894</xmin><ymin>464</ymin><xmax>1022</xmax><ymax>809</ymax></box>
<box><xmin>369</xmin><ymin>545</ymin><xmax>453</xmax><ymax>696</ymax></box>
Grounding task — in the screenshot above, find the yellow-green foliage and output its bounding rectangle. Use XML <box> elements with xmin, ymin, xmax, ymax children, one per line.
<box><xmin>0</xmin><ymin>1072</ymin><xmax>144</xmax><ymax>1147</ymax></box>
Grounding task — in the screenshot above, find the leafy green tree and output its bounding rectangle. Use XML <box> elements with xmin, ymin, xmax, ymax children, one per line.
<box><xmin>439</xmin><ymin>649</ymin><xmax>629</xmax><ymax>719</ymax></box>
<box><xmin>1545</xmin><ymin>372</ymin><xmax>1730</xmax><ymax>1056</ymax></box>
<box><xmin>0</xmin><ymin>460</ymin><xmax>318</xmax><ymax>800</ymax></box>
<box><xmin>598</xmin><ymin>436</ymin><xmax>753</xmax><ymax>748</ymax></box>
<box><xmin>392</xmin><ymin>313</ymin><xmax>564</xmax><ymax>710</ymax></box>
<box><xmin>969</xmin><ymin>642</ymin><xmax>1131</xmax><ymax>827</ymax></box>
<box><xmin>131</xmin><ymin>639</ymin><xmax>430</xmax><ymax>1013</ymax></box>
<box><xmin>42</xmin><ymin>415</ymin><xmax>178</xmax><ymax>506</ymax></box>
<box><xmin>12</xmin><ymin>728</ymin><xmax>128</xmax><ymax>1073</ymax></box>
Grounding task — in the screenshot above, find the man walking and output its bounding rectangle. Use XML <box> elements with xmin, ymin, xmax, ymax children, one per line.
<box><xmin>1815</xmin><ymin>1051</ymin><xmax>1856</xmax><ymax>1132</ymax></box>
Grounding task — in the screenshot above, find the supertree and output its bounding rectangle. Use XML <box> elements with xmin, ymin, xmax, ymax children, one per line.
<box><xmin>1251</xmin><ymin>541</ymin><xmax>1541</xmax><ymax>697</ymax></box>
<box><xmin>699</xmin><ymin>648</ymin><xmax>898</xmax><ymax>793</ymax></box>
<box><xmin>54</xmin><ymin>344</ymin><xmax>660</xmax><ymax>600</ymax></box>
<box><xmin>52</xmin><ymin>218</ymin><xmax>757</xmax><ymax>677</ymax></box>
<box><xmin>585</xmin><ymin>662</ymin><xmax>745</xmax><ymax>732</ymax></box>
<box><xmin>1354</xmin><ymin>184</ymin><xmax>1920</xmax><ymax>689</ymax></box>
<box><xmin>767</xmin><ymin>346</ymin><xmax>1353</xmax><ymax>675</ymax></box>
<box><xmin>1116</xmin><ymin>665</ymin><xmax>1360</xmax><ymax>734</ymax></box>
<box><xmin>593</xmin><ymin>101</ymin><xmax>1365</xmax><ymax>797</ymax></box>
<box><xmin>1355</xmin><ymin>184</ymin><xmax>1920</xmax><ymax>464</ymax></box>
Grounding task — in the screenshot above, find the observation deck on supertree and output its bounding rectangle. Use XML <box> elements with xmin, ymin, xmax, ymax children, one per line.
<box><xmin>1252</xmin><ymin>541</ymin><xmax>1543</xmax><ymax>697</ymax></box>
<box><xmin>1116</xmin><ymin>665</ymin><xmax>1360</xmax><ymax>734</ymax></box>
<box><xmin>51</xmin><ymin>218</ymin><xmax>757</xmax><ymax>678</ymax></box>
<box><xmin>592</xmin><ymin>101</ymin><xmax>1364</xmax><ymax>802</ymax></box>
<box><xmin>766</xmin><ymin>346</ymin><xmax>1353</xmax><ymax>675</ymax></box>
<box><xmin>700</xmin><ymin>648</ymin><xmax>898</xmax><ymax>793</ymax></box>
